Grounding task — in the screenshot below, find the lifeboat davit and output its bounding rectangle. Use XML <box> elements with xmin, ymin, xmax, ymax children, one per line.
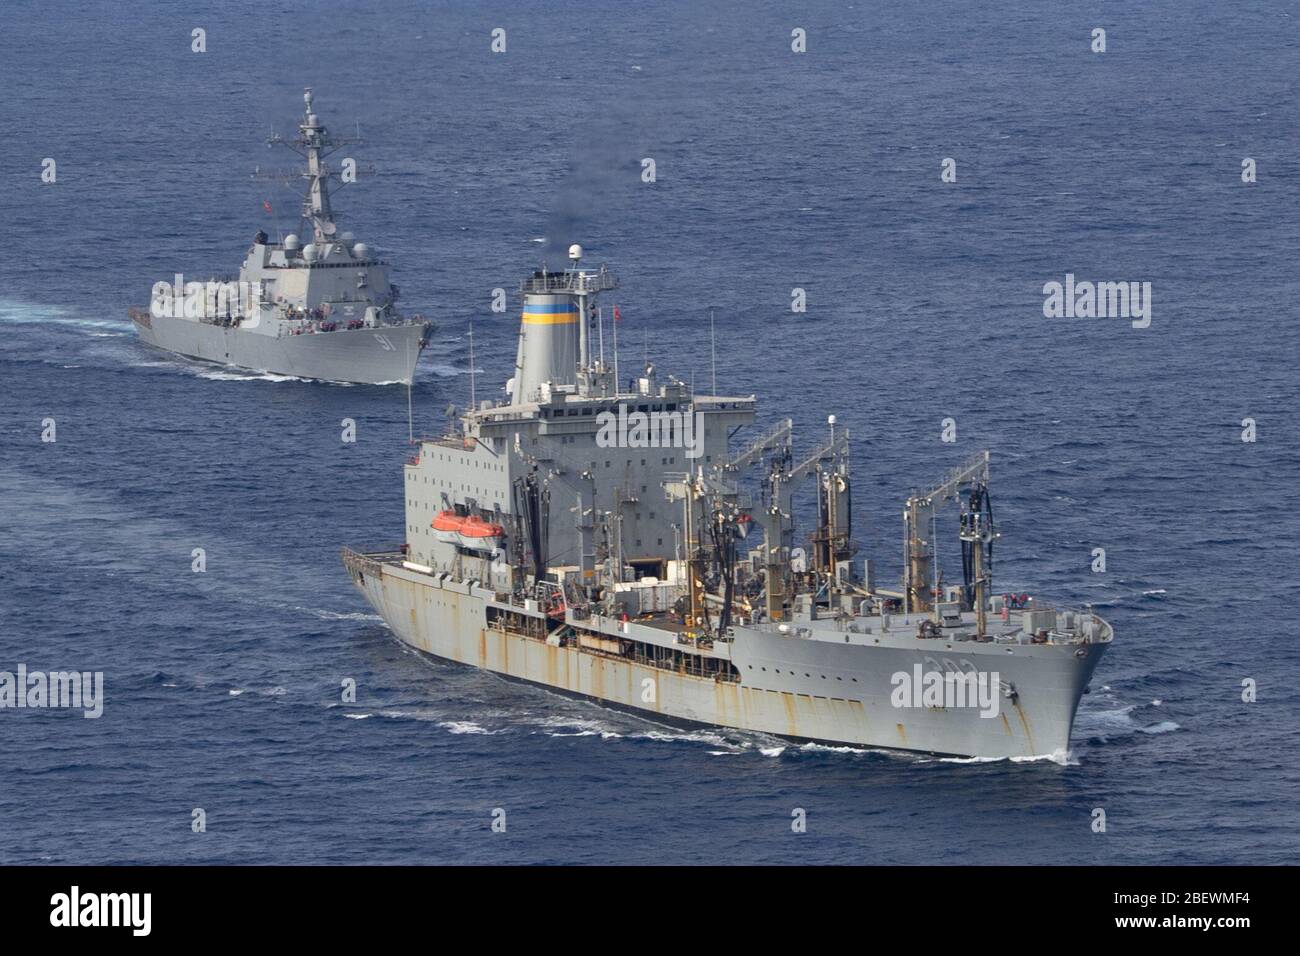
<box><xmin>431</xmin><ymin>511</ymin><xmax>504</xmax><ymax>552</ymax></box>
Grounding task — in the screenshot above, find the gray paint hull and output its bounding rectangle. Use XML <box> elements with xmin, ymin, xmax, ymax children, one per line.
<box><xmin>349</xmin><ymin>560</ymin><xmax>1107</xmax><ymax>760</ymax></box>
<box><xmin>133</xmin><ymin>312</ymin><xmax>428</xmax><ymax>384</ymax></box>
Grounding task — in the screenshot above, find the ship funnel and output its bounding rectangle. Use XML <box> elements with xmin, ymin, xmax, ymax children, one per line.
<box><xmin>513</xmin><ymin>263</ymin><xmax>617</xmax><ymax>403</ymax></box>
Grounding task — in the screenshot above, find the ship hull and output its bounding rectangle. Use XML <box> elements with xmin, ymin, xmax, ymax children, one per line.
<box><xmin>346</xmin><ymin>556</ymin><xmax>1107</xmax><ymax>760</ymax></box>
<box><xmin>132</xmin><ymin>311</ymin><xmax>429</xmax><ymax>384</ymax></box>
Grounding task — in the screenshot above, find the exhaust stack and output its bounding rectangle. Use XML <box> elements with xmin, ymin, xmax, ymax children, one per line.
<box><xmin>511</xmin><ymin>245</ymin><xmax>617</xmax><ymax>403</ymax></box>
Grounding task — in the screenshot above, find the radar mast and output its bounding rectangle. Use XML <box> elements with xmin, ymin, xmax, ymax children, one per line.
<box><xmin>264</xmin><ymin>88</ymin><xmax>367</xmax><ymax>245</ymax></box>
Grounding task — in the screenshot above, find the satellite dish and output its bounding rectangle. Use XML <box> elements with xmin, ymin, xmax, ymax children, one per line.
<box><xmin>321</xmin><ymin>221</ymin><xmax>337</xmax><ymax>236</ymax></box>
<box><xmin>568</xmin><ymin>243</ymin><xmax>583</xmax><ymax>262</ymax></box>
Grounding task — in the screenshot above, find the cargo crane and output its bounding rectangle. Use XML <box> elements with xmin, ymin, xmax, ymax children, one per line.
<box><xmin>677</xmin><ymin>415</ymin><xmax>851</xmax><ymax>626</ymax></box>
<box><xmin>735</xmin><ymin>418</ymin><xmax>850</xmax><ymax>622</ymax></box>
<box><xmin>958</xmin><ymin>478</ymin><xmax>996</xmax><ymax>637</ymax></box>
<box><xmin>902</xmin><ymin>451</ymin><xmax>990</xmax><ymax>615</ymax></box>
<box><xmin>810</xmin><ymin>416</ymin><xmax>854</xmax><ymax>578</ymax></box>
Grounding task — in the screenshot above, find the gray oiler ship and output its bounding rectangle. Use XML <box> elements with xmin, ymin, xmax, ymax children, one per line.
<box><xmin>130</xmin><ymin>89</ymin><xmax>432</xmax><ymax>384</ymax></box>
<box><xmin>343</xmin><ymin>248</ymin><xmax>1112</xmax><ymax>758</ymax></box>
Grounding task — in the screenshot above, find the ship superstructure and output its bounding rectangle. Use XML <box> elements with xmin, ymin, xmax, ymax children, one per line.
<box><xmin>343</xmin><ymin>247</ymin><xmax>1111</xmax><ymax>758</ymax></box>
<box><xmin>130</xmin><ymin>89</ymin><xmax>432</xmax><ymax>384</ymax></box>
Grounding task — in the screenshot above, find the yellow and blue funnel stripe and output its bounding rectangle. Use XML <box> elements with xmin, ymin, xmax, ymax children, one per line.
<box><xmin>522</xmin><ymin>301</ymin><xmax>579</xmax><ymax>325</ymax></box>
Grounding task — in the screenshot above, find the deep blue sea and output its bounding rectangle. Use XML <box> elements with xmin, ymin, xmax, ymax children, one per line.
<box><xmin>2</xmin><ymin>1</ymin><xmax>1298</xmax><ymax>865</ymax></box>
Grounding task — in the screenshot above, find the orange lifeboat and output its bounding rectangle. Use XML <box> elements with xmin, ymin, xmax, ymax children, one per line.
<box><xmin>431</xmin><ymin>510</ymin><xmax>461</xmax><ymax>544</ymax></box>
<box><xmin>431</xmin><ymin>511</ymin><xmax>504</xmax><ymax>552</ymax></box>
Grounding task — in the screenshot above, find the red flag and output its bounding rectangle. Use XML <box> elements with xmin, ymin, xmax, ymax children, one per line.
<box><xmin>613</xmin><ymin>305</ymin><xmax>622</xmax><ymax>322</ymax></box>
<box><xmin>262</xmin><ymin>201</ymin><xmax>273</xmax><ymax>214</ymax></box>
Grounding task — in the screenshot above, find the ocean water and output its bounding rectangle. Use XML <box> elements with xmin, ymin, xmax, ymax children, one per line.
<box><xmin>1</xmin><ymin>0</ymin><xmax>1298</xmax><ymax>865</ymax></box>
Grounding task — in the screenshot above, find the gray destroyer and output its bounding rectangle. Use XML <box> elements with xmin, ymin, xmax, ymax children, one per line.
<box><xmin>343</xmin><ymin>249</ymin><xmax>1111</xmax><ymax>758</ymax></box>
<box><xmin>130</xmin><ymin>90</ymin><xmax>432</xmax><ymax>384</ymax></box>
